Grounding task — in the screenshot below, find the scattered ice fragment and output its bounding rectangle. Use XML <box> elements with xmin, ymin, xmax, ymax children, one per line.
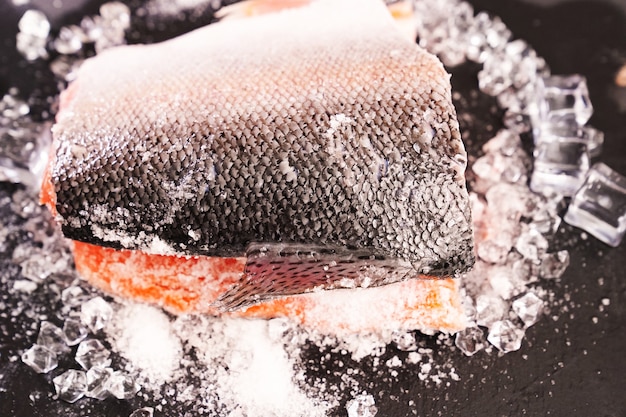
<box><xmin>81</xmin><ymin>296</ymin><xmax>113</xmax><ymax>332</ymax></box>
<box><xmin>464</xmin><ymin>12</ymin><xmax>512</xmax><ymax>64</ymax></box>
<box><xmin>532</xmin><ymin>75</ymin><xmax>593</xmax><ymax>127</ymax></box>
<box><xmin>105</xmin><ymin>371</ymin><xmax>140</xmax><ymax>400</ymax></box>
<box><xmin>487</xmin><ymin>320</ymin><xmax>525</xmax><ymax>352</ymax></box>
<box><xmin>130</xmin><ymin>407</ymin><xmax>154</xmax><ymax>417</ymax></box>
<box><xmin>564</xmin><ymin>163</ymin><xmax>626</xmax><ymax>247</ymax></box>
<box><xmin>475</xmin><ymin>294</ymin><xmax>508</xmax><ymax>327</ymax></box>
<box><xmin>100</xmin><ymin>2</ymin><xmax>131</xmax><ymax>30</ymax></box>
<box><xmin>61</xmin><ymin>286</ymin><xmax>91</xmax><ymax>307</ymax></box>
<box><xmin>512</xmin><ymin>293</ymin><xmax>544</xmax><ymax>327</ymax></box>
<box><xmin>13</xmin><ymin>279</ymin><xmax>37</xmax><ymax>293</ymax></box>
<box><xmin>515</xmin><ymin>227</ymin><xmax>549</xmax><ymax>262</ymax></box>
<box><xmin>20</xmin><ymin>257</ymin><xmax>52</xmax><ymax>282</ymax></box>
<box><xmin>63</xmin><ymin>319</ymin><xmax>89</xmax><ymax>346</ymax></box>
<box><xmin>53</xmin><ymin>369</ymin><xmax>87</xmax><ymax>403</ymax></box>
<box><xmin>16</xmin><ymin>10</ymin><xmax>50</xmax><ymax>60</ymax></box>
<box><xmin>477</xmin><ymin>240</ymin><xmax>509</xmax><ymax>264</ymax></box>
<box><xmin>37</xmin><ymin>321</ymin><xmax>70</xmax><ymax>354</ymax></box>
<box><xmin>539</xmin><ymin>251</ymin><xmax>570</xmax><ymax>279</ymax></box>
<box><xmin>21</xmin><ymin>345</ymin><xmax>58</xmax><ymax>373</ymax></box>
<box><xmin>86</xmin><ymin>367</ymin><xmax>113</xmax><ymax>400</ymax></box>
<box><xmin>391</xmin><ymin>331</ymin><xmax>417</xmax><ymax>352</ymax></box>
<box><xmin>530</xmin><ymin>137</ymin><xmax>590</xmax><ymax>197</ymax></box>
<box><xmin>346</xmin><ymin>393</ymin><xmax>378</xmax><ymax>417</ymax></box>
<box><xmin>54</xmin><ymin>26</ymin><xmax>84</xmax><ymax>54</ymax></box>
<box><xmin>455</xmin><ymin>326</ymin><xmax>486</xmax><ymax>356</ymax></box>
<box><xmin>75</xmin><ymin>339</ymin><xmax>111</xmax><ymax>370</ymax></box>
<box><xmin>0</xmin><ymin>120</ymin><xmax>51</xmax><ymax>189</ymax></box>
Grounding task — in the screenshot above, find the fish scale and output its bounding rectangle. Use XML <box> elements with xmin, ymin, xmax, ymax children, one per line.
<box><xmin>48</xmin><ymin>0</ymin><xmax>475</xmax><ymax>308</ymax></box>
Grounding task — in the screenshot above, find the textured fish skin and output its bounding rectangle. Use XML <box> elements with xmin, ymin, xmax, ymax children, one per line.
<box><xmin>49</xmin><ymin>0</ymin><xmax>474</xmax><ymax>307</ymax></box>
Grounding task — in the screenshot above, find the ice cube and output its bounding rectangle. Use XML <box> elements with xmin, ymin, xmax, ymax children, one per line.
<box><xmin>564</xmin><ymin>163</ymin><xmax>626</xmax><ymax>246</ymax></box>
<box><xmin>63</xmin><ymin>319</ymin><xmax>89</xmax><ymax>346</ymax></box>
<box><xmin>530</xmin><ymin>137</ymin><xmax>590</xmax><ymax>196</ymax></box>
<box><xmin>539</xmin><ymin>250</ymin><xmax>570</xmax><ymax>279</ymax></box>
<box><xmin>487</xmin><ymin>320</ymin><xmax>525</xmax><ymax>353</ymax></box>
<box><xmin>512</xmin><ymin>293</ymin><xmax>544</xmax><ymax>327</ymax></box>
<box><xmin>53</xmin><ymin>369</ymin><xmax>87</xmax><ymax>403</ymax></box>
<box><xmin>535</xmin><ymin>122</ymin><xmax>604</xmax><ymax>159</ymax></box>
<box><xmin>454</xmin><ymin>326</ymin><xmax>486</xmax><ymax>356</ymax></box>
<box><xmin>105</xmin><ymin>371</ymin><xmax>140</xmax><ymax>400</ymax></box>
<box><xmin>37</xmin><ymin>321</ymin><xmax>70</xmax><ymax>354</ymax></box>
<box><xmin>80</xmin><ymin>296</ymin><xmax>113</xmax><ymax>332</ymax></box>
<box><xmin>21</xmin><ymin>345</ymin><xmax>58</xmax><ymax>373</ymax></box>
<box><xmin>533</xmin><ymin>75</ymin><xmax>593</xmax><ymax>127</ymax></box>
<box><xmin>75</xmin><ymin>339</ymin><xmax>111</xmax><ymax>370</ymax></box>
<box><xmin>86</xmin><ymin>367</ymin><xmax>113</xmax><ymax>400</ymax></box>
<box><xmin>130</xmin><ymin>407</ymin><xmax>154</xmax><ymax>417</ymax></box>
<box><xmin>346</xmin><ymin>393</ymin><xmax>378</xmax><ymax>417</ymax></box>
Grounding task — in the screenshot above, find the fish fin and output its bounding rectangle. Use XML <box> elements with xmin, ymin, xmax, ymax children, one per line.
<box><xmin>212</xmin><ymin>243</ymin><xmax>415</xmax><ymax>312</ymax></box>
<box><xmin>215</xmin><ymin>0</ymin><xmax>314</xmax><ymax>20</ymax></box>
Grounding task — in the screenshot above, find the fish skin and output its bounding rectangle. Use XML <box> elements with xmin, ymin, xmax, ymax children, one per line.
<box><xmin>49</xmin><ymin>0</ymin><xmax>474</xmax><ymax>307</ymax></box>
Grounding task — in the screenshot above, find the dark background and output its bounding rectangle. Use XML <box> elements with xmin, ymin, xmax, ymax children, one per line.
<box><xmin>0</xmin><ymin>0</ymin><xmax>625</xmax><ymax>416</ymax></box>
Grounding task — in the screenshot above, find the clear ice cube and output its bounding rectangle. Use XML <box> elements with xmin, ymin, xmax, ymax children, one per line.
<box><xmin>530</xmin><ymin>137</ymin><xmax>590</xmax><ymax>196</ymax></box>
<box><xmin>564</xmin><ymin>163</ymin><xmax>626</xmax><ymax>246</ymax></box>
<box><xmin>80</xmin><ymin>296</ymin><xmax>113</xmax><ymax>332</ymax></box>
<box><xmin>535</xmin><ymin>122</ymin><xmax>604</xmax><ymax>158</ymax></box>
<box><xmin>105</xmin><ymin>371</ymin><xmax>140</xmax><ymax>400</ymax></box>
<box><xmin>487</xmin><ymin>320</ymin><xmax>525</xmax><ymax>353</ymax></box>
<box><xmin>21</xmin><ymin>344</ymin><xmax>58</xmax><ymax>373</ymax></box>
<box><xmin>37</xmin><ymin>321</ymin><xmax>70</xmax><ymax>354</ymax></box>
<box><xmin>346</xmin><ymin>394</ymin><xmax>378</xmax><ymax>417</ymax></box>
<box><xmin>53</xmin><ymin>369</ymin><xmax>87</xmax><ymax>403</ymax></box>
<box><xmin>533</xmin><ymin>75</ymin><xmax>593</xmax><ymax>127</ymax></box>
<box><xmin>63</xmin><ymin>319</ymin><xmax>89</xmax><ymax>346</ymax></box>
<box><xmin>512</xmin><ymin>293</ymin><xmax>544</xmax><ymax>327</ymax></box>
<box><xmin>454</xmin><ymin>326</ymin><xmax>486</xmax><ymax>356</ymax></box>
<box><xmin>75</xmin><ymin>339</ymin><xmax>111</xmax><ymax>370</ymax></box>
<box><xmin>130</xmin><ymin>407</ymin><xmax>155</xmax><ymax>417</ymax></box>
<box><xmin>86</xmin><ymin>367</ymin><xmax>113</xmax><ymax>400</ymax></box>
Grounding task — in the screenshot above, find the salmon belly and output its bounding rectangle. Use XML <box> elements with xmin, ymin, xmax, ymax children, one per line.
<box><xmin>72</xmin><ymin>240</ymin><xmax>467</xmax><ymax>334</ymax></box>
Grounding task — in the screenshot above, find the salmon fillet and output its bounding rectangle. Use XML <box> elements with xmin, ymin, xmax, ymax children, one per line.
<box><xmin>43</xmin><ymin>0</ymin><xmax>473</xmax><ymax>322</ymax></box>
<box><xmin>72</xmin><ymin>240</ymin><xmax>467</xmax><ymax>334</ymax></box>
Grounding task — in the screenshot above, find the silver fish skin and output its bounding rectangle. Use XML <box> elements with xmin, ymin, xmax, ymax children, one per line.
<box><xmin>49</xmin><ymin>0</ymin><xmax>475</xmax><ymax>309</ymax></box>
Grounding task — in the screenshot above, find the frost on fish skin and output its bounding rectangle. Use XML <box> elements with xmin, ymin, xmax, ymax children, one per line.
<box><xmin>49</xmin><ymin>0</ymin><xmax>475</xmax><ymax>300</ymax></box>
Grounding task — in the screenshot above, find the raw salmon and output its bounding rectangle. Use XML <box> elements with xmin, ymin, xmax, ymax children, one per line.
<box><xmin>43</xmin><ymin>0</ymin><xmax>474</xmax><ymax>322</ymax></box>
